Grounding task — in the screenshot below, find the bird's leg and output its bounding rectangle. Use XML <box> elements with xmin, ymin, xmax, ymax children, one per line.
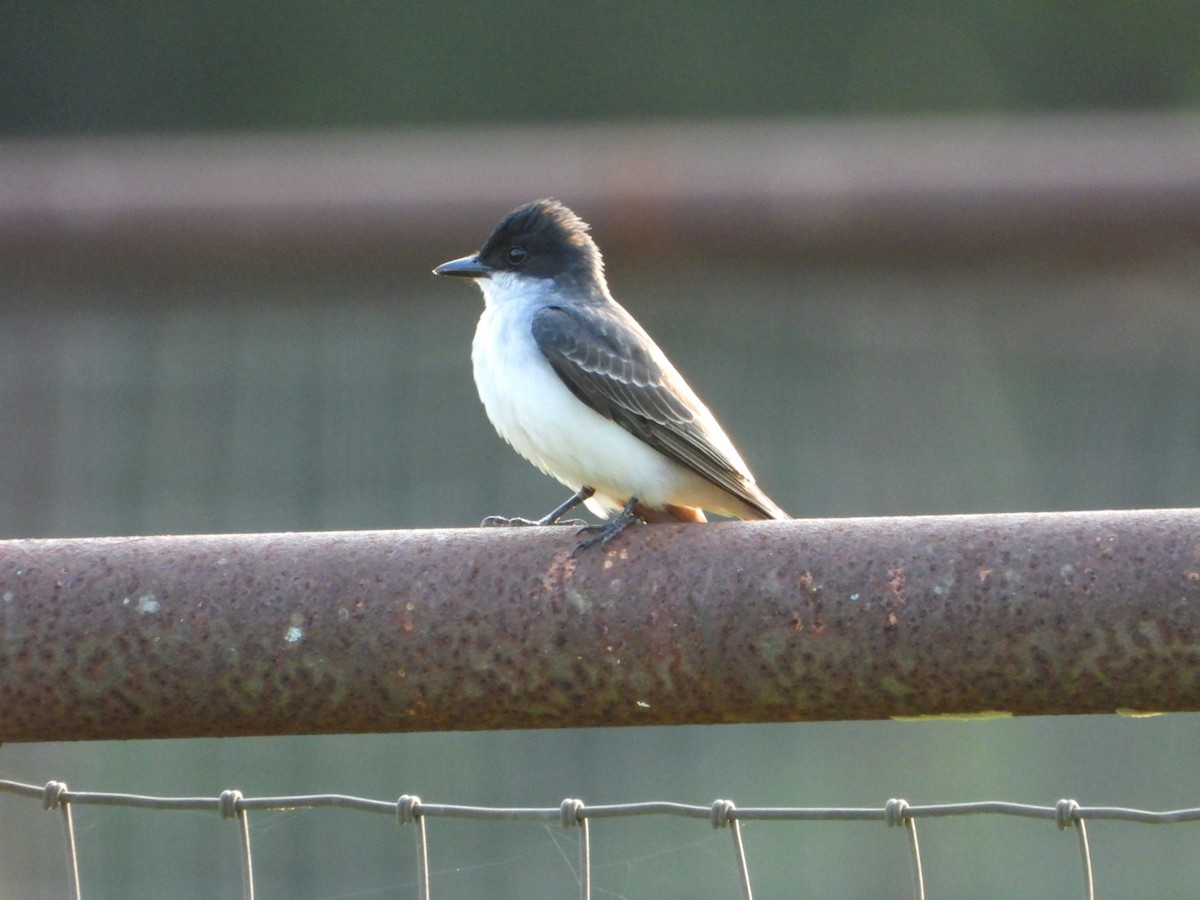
<box><xmin>535</xmin><ymin>486</ymin><xmax>595</xmax><ymax>526</ymax></box>
<box><xmin>480</xmin><ymin>486</ymin><xmax>595</xmax><ymax>528</ymax></box>
<box><xmin>573</xmin><ymin>496</ymin><xmax>644</xmax><ymax>552</ymax></box>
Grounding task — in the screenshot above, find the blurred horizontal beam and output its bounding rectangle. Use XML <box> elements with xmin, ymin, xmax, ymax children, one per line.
<box><xmin>2</xmin><ymin>508</ymin><xmax>1198</xmax><ymax>743</ymax></box>
<box><xmin>2</xmin><ymin>114</ymin><xmax>1199</xmax><ymax>266</ymax></box>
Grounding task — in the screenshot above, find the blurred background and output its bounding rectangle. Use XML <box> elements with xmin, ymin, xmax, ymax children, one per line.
<box><xmin>2</xmin><ymin>2</ymin><xmax>1200</xmax><ymax>897</ymax></box>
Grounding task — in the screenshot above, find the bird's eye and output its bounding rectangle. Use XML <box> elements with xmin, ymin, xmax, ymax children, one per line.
<box><xmin>506</xmin><ymin>246</ymin><xmax>528</xmax><ymax>266</ymax></box>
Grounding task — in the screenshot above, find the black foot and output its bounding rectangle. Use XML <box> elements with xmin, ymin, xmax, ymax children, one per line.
<box><xmin>481</xmin><ymin>486</ymin><xmax>596</xmax><ymax>529</ymax></box>
<box><xmin>573</xmin><ymin>497</ymin><xmax>643</xmax><ymax>553</ymax></box>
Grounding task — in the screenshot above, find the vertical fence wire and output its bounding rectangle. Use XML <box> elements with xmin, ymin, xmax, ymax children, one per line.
<box><xmin>728</xmin><ymin>819</ymin><xmax>754</xmax><ymax>900</ymax></box>
<box><xmin>220</xmin><ymin>790</ymin><xmax>255</xmax><ymax>900</ymax></box>
<box><xmin>712</xmin><ymin>800</ymin><xmax>754</xmax><ymax>900</ymax></box>
<box><xmin>903</xmin><ymin>818</ymin><xmax>925</xmax><ymax>900</ymax></box>
<box><xmin>561</xmin><ymin>799</ymin><xmax>590</xmax><ymax>900</ymax></box>
<box><xmin>887</xmin><ymin>799</ymin><xmax>925</xmax><ymax>900</ymax></box>
<box><xmin>578</xmin><ymin>817</ymin><xmax>591</xmax><ymax>900</ymax></box>
<box><xmin>41</xmin><ymin>781</ymin><xmax>81</xmax><ymax>900</ymax></box>
<box><xmin>1075</xmin><ymin>819</ymin><xmax>1095</xmax><ymax>900</ymax></box>
<box><xmin>399</xmin><ymin>795</ymin><xmax>431</xmax><ymax>900</ymax></box>
<box><xmin>236</xmin><ymin>809</ymin><xmax>255</xmax><ymax>900</ymax></box>
<box><xmin>415</xmin><ymin>814</ymin><xmax>431</xmax><ymax>900</ymax></box>
<box><xmin>1056</xmin><ymin>799</ymin><xmax>1095</xmax><ymax>900</ymax></box>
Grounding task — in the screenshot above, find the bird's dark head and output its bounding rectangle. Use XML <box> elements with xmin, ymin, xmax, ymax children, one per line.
<box><xmin>433</xmin><ymin>199</ymin><xmax>605</xmax><ymax>293</ymax></box>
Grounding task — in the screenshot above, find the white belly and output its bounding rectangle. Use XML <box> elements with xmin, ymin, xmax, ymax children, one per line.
<box><xmin>472</xmin><ymin>301</ymin><xmax>722</xmax><ymax>518</ymax></box>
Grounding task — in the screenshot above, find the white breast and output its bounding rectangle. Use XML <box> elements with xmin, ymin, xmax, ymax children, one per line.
<box><xmin>470</xmin><ymin>273</ymin><xmax>721</xmax><ymax>518</ymax></box>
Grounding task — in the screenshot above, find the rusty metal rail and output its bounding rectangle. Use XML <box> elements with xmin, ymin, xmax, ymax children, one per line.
<box><xmin>1</xmin><ymin>509</ymin><xmax>1198</xmax><ymax>743</ymax></box>
<box><xmin>3</xmin><ymin>115</ymin><xmax>1199</xmax><ymax>266</ymax></box>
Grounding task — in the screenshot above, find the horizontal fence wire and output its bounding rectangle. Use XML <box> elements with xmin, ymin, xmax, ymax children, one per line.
<box><xmin>7</xmin><ymin>780</ymin><xmax>1200</xmax><ymax>900</ymax></box>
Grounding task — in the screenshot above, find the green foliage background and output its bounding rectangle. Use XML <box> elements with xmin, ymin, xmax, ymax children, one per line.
<box><xmin>2</xmin><ymin>2</ymin><xmax>1198</xmax><ymax>135</ymax></box>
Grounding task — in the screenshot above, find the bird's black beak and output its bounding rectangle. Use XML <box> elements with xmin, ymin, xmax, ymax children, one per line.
<box><xmin>433</xmin><ymin>255</ymin><xmax>492</xmax><ymax>278</ymax></box>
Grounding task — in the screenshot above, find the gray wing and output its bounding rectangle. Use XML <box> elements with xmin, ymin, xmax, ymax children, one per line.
<box><xmin>531</xmin><ymin>303</ymin><xmax>778</xmax><ymax>517</ymax></box>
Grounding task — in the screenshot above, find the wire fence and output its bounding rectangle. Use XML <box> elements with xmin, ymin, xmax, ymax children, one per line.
<box><xmin>5</xmin><ymin>779</ymin><xmax>1200</xmax><ymax>900</ymax></box>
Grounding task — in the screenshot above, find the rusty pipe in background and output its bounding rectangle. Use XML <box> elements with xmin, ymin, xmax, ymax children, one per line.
<box><xmin>1</xmin><ymin>509</ymin><xmax>1198</xmax><ymax>743</ymax></box>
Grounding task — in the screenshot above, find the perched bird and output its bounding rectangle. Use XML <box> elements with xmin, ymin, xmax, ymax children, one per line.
<box><xmin>434</xmin><ymin>199</ymin><xmax>789</xmax><ymax>548</ymax></box>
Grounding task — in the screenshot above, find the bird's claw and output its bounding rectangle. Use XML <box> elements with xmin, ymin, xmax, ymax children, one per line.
<box><xmin>572</xmin><ymin>504</ymin><xmax>643</xmax><ymax>553</ymax></box>
<box><xmin>481</xmin><ymin>515</ymin><xmax>589</xmax><ymax>528</ymax></box>
<box><xmin>482</xmin><ymin>487</ymin><xmax>597</xmax><ymax>529</ymax></box>
<box><xmin>480</xmin><ymin>515</ymin><xmax>539</xmax><ymax>527</ymax></box>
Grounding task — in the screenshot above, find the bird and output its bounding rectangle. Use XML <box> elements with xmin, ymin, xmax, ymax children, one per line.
<box><xmin>433</xmin><ymin>198</ymin><xmax>789</xmax><ymax>548</ymax></box>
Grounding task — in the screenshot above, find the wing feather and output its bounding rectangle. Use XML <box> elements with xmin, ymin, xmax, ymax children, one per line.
<box><xmin>531</xmin><ymin>304</ymin><xmax>784</xmax><ymax>518</ymax></box>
